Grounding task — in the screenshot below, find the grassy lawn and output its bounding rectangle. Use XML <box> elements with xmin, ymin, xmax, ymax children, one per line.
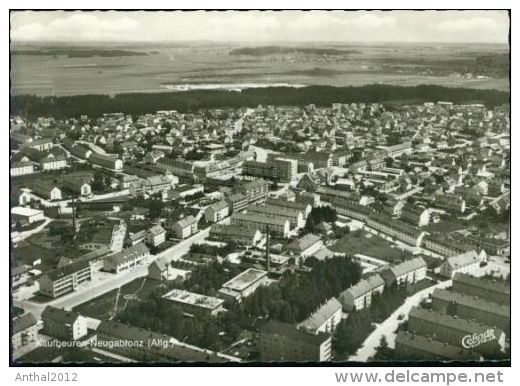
<box><xmin>73</xmin><ymin>277</ymin><xmax>164</xmax><ymax>319</ymax></box>
<box><xmin>423</xmin><ymin>218</ymin><xmax>468</xmax><ymax>234</ymax></box>
<box><xmin>330</xmin><ymin>230</ymin><xmax>413</xmax><ymax>263</ymax></box>
<box><xmin>15</xmin><ymin>219</ymin><xmax>47</xmax><ymax>232</ymax></box>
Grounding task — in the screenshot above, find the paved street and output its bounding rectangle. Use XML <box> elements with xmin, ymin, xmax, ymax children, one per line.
<box><xmin>349</xmin><ymin>279</ymin><xmax>453</xmax><ymax>362</ymax></box>
<box><xmin>15</xmin><ymin>225</ymin><xmax>214</xmax><ymax>319</ymax></box>
<box><xmin>11</xmin><ymin>217</ymin><xmax>53</xmax><ymax>243</ymax></box>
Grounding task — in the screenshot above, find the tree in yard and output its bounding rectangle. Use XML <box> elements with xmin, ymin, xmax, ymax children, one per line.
<box><xmin>373</xmin><ymin>335</ymin><xmax>394</xmax><ymax>360</ymax></box>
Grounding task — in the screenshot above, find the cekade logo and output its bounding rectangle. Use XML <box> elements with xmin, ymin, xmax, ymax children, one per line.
<box><xmin>461</xmin><ymin>329</ymin><xmax>496</xmax><ymax>349</ymax></box>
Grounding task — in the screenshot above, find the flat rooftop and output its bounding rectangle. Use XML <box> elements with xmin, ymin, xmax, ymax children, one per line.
<box><xmin>11</xmin><ymin>206</ymin><xmax>44</xmax><ymax>217</ymax></box>
<box><xmin>222</xmin><ymin>268</ymin><xmax>268</xmax><ymax>292</ymax></box>
<box><xmin>163</xmin><ymin>289</ymin><xmax>224</xmax><ymax>310</ymax></box>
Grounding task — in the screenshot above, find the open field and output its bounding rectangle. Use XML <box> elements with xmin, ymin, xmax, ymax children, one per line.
<box><xmin>11</xmin><ymin>42</ymin><xmax>509</xmax><ymax>96</ymax></box>
<box><xmin>330</xmin><ymin>230</ymin><xmax>413</xmax><ymax>263</ymax></box>
<box><xmin>72</xmin><ymin>277</ymin><xmax>164</xmax><ymax>320</ymax></box>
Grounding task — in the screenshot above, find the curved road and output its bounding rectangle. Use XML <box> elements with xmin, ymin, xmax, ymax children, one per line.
<box><xmin>349</xmin><ymin>278</ymin><xmax>452</xmax><ymax>362</ymax></box>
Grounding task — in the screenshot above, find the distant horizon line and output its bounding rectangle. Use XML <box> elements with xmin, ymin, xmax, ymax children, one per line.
<box><xmin>10</xmin><ymin>40</ymin><xmax>510</xmax><ymax>46</ymax></box>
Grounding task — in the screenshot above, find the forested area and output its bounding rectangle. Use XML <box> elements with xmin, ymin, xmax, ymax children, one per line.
<box><xmin>117</xmin><ymin>256</ymin><xmax>363</xmax><ymax>352</ymax></box>
<box><xmin>334</xmin><ymin>283</ymin><xmax>408</xmax><ymax>357</ymax></box>
<box><xmin>11</xmin><ymin>84</ymin><xmax>509</xmax><ymax>119</ymax></box>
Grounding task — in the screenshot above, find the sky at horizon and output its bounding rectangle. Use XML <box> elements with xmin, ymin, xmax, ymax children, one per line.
<box><xmin>10</xmin><ymin>10</ymin><xmax>510</xmax><ymax>44</ymax></box>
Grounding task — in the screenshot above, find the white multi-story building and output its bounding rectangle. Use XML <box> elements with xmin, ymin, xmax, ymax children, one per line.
<box><xmin>339</xmin><ymin>275</ymin><xmax>385</xmax><ymax>311</ymax></box>
<box><xmin>298</xmin><ymin>297</ymin><xmax>343</xmax><ymax>334</ymax></box>
<box><xmin>439</xmin><ymin>250</ymin><xmax>481</xmax><ymax>278</ymax></box>
<box><xmin>381</xmin><ymin>256</ymin><xmax>427</xmax><ymax>286</ymax></box>
<box><xmin>103</xmin><ymin>243</ymin><xmax>149</xmax><ymax>274</ymax></box>
<box><xmin>41</xmin><ymin>154</ymin><xmax>67</xmax><ymax>171</ymax></box>
<box><xmin>10</xmin><ymin>161</ymin><xmax>34</xmax><ymax>176</ymax></box>
<box><xmin>146</xmin><ymin>224</ymin><xmax>166</xmax><ymax>247</ymax></box>
<box><xmin>204</xmin><ymin>200</ymin><xmax>230</xmax><ymax>223</ymax></box>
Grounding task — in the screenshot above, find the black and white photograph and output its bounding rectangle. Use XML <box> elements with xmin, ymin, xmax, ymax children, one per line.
<box><xmin>8</xmin><ymin>7</ymin><xmax>511</xmax><ymax>371</ymax></box>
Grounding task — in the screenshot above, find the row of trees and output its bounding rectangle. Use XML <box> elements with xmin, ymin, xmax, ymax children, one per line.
<box><xmin>334</xmin><ymin>284</ymin><xmax>409</xmax><ymax>357</ymax></box>
<box><xmin>189</xmin><ymin>242</ymin><xmax>237</xmax><ymax>257</ymax></box>
<box><xmin>241</xmin><ymin>256</ymin><xmax>362</xmax><ymax>324</ymax></box>
<box><xmin>11</xmin><ymin>84</ymin><xmax>509</xmax><ymax>120</ymax></box>
<box><xmin>118</xmin><ymin>257</ymin><xmax>363</xmax><ymax>352</ymax></box>
<box><xmin>302</xmin><ymin>206</ymin><xmax>338</xmax><ymax>233</ymax></box>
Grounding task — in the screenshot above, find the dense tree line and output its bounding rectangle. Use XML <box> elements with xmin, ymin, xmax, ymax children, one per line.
<box><xmin>118</xmin><ymin>257</ymin><xmax>362</xmax><ymax>352</ymax></box>
<box><xmin>302</xmin><ymin>206</ymin><xmax>338</xmax><ymax>233</ymax></box>
<box><xmin>117</xmin><ymin>290</ymin><xmax>238</xmax><ymax>351</ymax></box>
<box><xmin>241</xmin><ymin>256</ymin><xmax>362</xmax><ymax>324</ymax></box>
<box><xmin>189</xmin><ymin>242</ymin><xmax>237</xmax><ymax>257</ymax></box>
<box><xmin>180</xmin><ymin>261</ymin><xmax>243</xmax><ymax>296</ymax></box>
<box><xmin>11</xmin><ymin>85</ymin><xmax>509</xmax><ymax>120</ymax></box>
<box><xmin>334</xmin><ymin>283</ymin><xmax>408</xmax><ymax>357</ymax></box>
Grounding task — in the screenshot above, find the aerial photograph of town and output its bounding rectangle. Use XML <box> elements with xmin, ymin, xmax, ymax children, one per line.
<box><xmin>9</xmin><ymin>10</ymin><xmax>510</xmax><ymax>365</ymax></box>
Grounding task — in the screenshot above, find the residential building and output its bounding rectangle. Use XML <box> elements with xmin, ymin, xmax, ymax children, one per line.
<box><xmin>168</xmin><ymin>184</ymin><xmax>204</xmax><ymax>201</ymax></box>
<box><xmin>25</xmin><ymin>137</ymin><xmax>53</xmax><ymax>151</ymax></box>
<box><xmin>147</xmin><ymin>257</ymin><xmax>188</xmax><ymax>281</ymax></box>
<box><xmin>338</xmin><ymin>274</ymin><xmax>385</xmax><ymax>311</ymax></box>
<box><xmin>128</xmin><ymin>230</ymin><xmax>146</xmax><ymax>246</ymax></box>
<box><xmin>366</xmin><ymin>212</ymin><xmax>426</xmax><ymax>247</ymax></box>
<box><xmin>259</xmin><ymin>320</ymin><xmax>332</xmax><ymax>362</ymax></box>
<box><xmin>266</xmin><ymin>197</ymin><xmax>312</xmax><ymax>219</ymax></box>
<box><xmin>400</xmin><ymin>204</ymin><xmax>430</xmax><ymax>227</ymax></box>
<box><xmin>408</xmin><ymin>306</ymin><xmax>505</xmax><ymax>355</ymax></box>
<box><xmin>242</xmin><ymin>157</ymin><xmax>297</xmax><ymax>183</ymax></box>
<box><xmin>143</xmin><ymin>150</ymin><xmax>165</xmax><ymax>164</ymax></box>
<box><xmin>89</xmin><ymin>152</ymin><xmax>123</xmax><ymax>170</ymax></box>
<box><xmin>32</xmin><ymin>180</ymin><xmax>62</xmax><ymax>200</ymax></box>
<box><xmin>452</xmin><ymin>273</ymin><xmax>510</xmax><ymax>305</ymax></box>
<box><xmin>63</xmin><ymin>178</ymin><xmax>91</xmax><ymax>196</ymax></box>
<box><xmin>225</xmin><ymin>193</ymin><xmax>248</xmax><ymax>213</ymax></box>
<box><xmin>395</xmin><ymin>331</ymin><xmax>481</xmax><ymax>361</ymax></box>
<box><xmin>12</xmin><ymin>313</ymin><xmax>39</xmax><ymax>351</ymax></box>
<box><xmin>286</xmin><ymin>233</ymin><xmax>324</xmax><ymax>261</ymax></box>
<box><xmin>231</xmin><ymin>212</ymin><xmax>290</xmax><ymax>238</ymax></box>
<box><xmin>103</xmin><ymin>243</ymin><xmax>150</xmax><ymax>274</ymax></box>
<box><xmin>297</xmin><ymin>297</ymin><xmax>343</xmax><ymax>335</ymax></box>
<box><xmin>236</xmin><ymin>179</ymin><xmax>269</xmax><ymax>204</ymax></box>
<box><xmin>431</xmin><ymin>289</ymin><xmax>510</xmax><ymax>336</ymax></box>
<box><xmin>141</xmin><ymin>175</ymin><xmax>174</xmax><ymax>196</ymax></box>
<box><xmin>38</xmin><ymin>260</ymin><xmax>92</xmax><ymax>298</ymax></box>
<box><xmin>209</xmin><ymin>224</ymin><xmax>264</xmax><ymax>247</ymax></box>
<box><xmin>380</xmin><ymin>256</ymin><xmax>427</xmax><ymax>287</ymax></box>
<box><xmin>439</xmin><ymin>250</ymin><xmax>481</xmax><ymax>278</ymax></box>
<box><xmin>146</xmin><ymin>224</ymin><xmax>166</xmax><ymax>247</ymax></box>
<box><xmin>421</xmin><ymin>235</ymin><xmax>469</xmax><ymax>258</ymax></box>
<box><xmin>247</xmin><ymin>204</ymin><xmax>304</xmax><ymax>229</ymax></box>
<box><xmin>119</xmin><ymin>174</ymin><xmax>141</xmax><ymax>189</ymax></box>
<box><xmin>41</xmin><ymin>306</ymin><xmax>88</xmax><ymax>340</ymax></box>
<box><xmin>10</xmin><ymin>161</ymin><xmax>34</xmax><ymax>176</ymax></box>
<box><xmin>435</xmin><ymin>193</ymin><xmax>466</xmax><ymax>214</ymax></box>
<box><xmin>41</xmin><ymin>154</ymin><xmax>67</xmax><ymax>171</ymax></box>
<box><xmin>172</xmin><ymin>215</ymin><xmax>198</xmax><ymax>239</ymax></box>
<box><xmin>204</xmin><ymin>200</ymin><xmax>230</xmax><ymax>223</ymax></box>
<box><xmin>385</xmin><ymin>142</ymin><xmax>412</xmax><ymax>157</ymax></box>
